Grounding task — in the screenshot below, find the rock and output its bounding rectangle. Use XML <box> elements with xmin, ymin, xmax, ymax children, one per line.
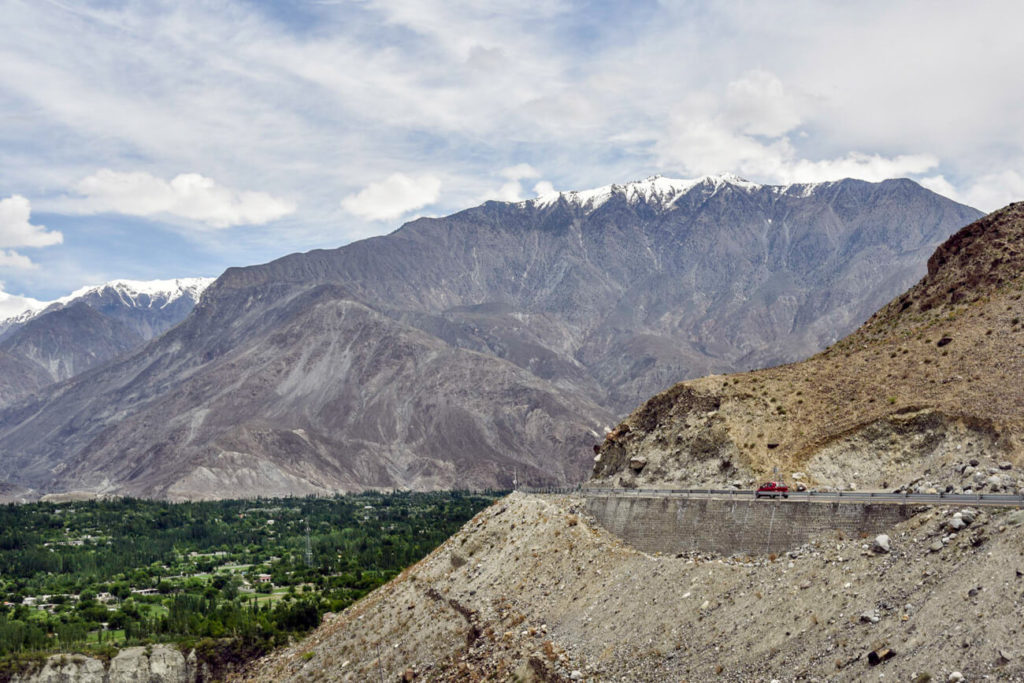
<box><xmin>13</xmin><ymin>654</ymin><xmax>106</xmax><ymax>682</ymax></box>
<box><xmin>873</xmin><ymin>534</ymin><xmax>891</xmax><ymax>553</ymax></box>
<box><xmin>570</xmin><ymin>672</ymin><xmax>584</xmax><ymax>681</ymax></box>
<box><xmin>18</xmin><ymin>645</ymin><xmax>192</xmax><ymax>683</ymax></box>
<box><xmin>970</xmin><ymin>458</ymin><xmax>980</xmax><ymax>467</ymax></box>
<box><xmin>925</xmin><ymin>487</ymin><xmax>938</xmax><ymax>495</ymax></box>
<box><xmin>929</xmin><ymin>540</ymin><xmax>944</xmax><ymax>552</ymax></box>
<box><xmin>986</xmin><ymin>474</ymin><xmax>1002</xmax><ymax>490</ymax></box>
<box><xmin>963</xmin><ymin>465</ymin><xmax>976</xmax><ymax>477</ymax></box>
<box><xmin>792</xmin><ymin>472</ymin><xmax>806</xmax><ymax>480</ymax></box>
<box><xmin>999</xmin><ymin>649</ymin><xmax>1013</xmax><ymax>662</ymax></box>
<box><xmin>860</xmin><ymin>610</ymin><xmax>881</xmax><ymax>623</ymax></box>
<box><xmin>628</xmin><ymin>457</ymin><xmax>647</xmax><ymax>472</ymax></box>
<box><xmin>948</xmin><ymin>516</ymin><xmax>967</xmax><ymax>531</ymax></box>
<box><xmin>796</xmin><ymin>482</ymin><xmax>807</xmax><ymax>492</ymax></box>
<box><xmin>867</xmin><ymin>647</ymin><xmax>895</xmax><ymax>665</ymax></box>
<box><xmin>959</xmin><ymin>508</ymin><xmax>976</xmax><ymax>524</ymax></box>
<box><xmin>1000</xmin><ymin>461</ymin><xmax>1013</xmax><ymax>470</ymax></box>
<box><xmin>937</xmin><ymin>336</ymin><xmax>953</xmax><ymax>347</ymax></box>
<box><xmin>949</xmin><ymin>672</ymin><xmax>964</xmax><ymax>682</ymax></box>
<box><xmin>109</xmin><ymin>645</ymin><xmax>191</xmax><ymax>681</ymax></box>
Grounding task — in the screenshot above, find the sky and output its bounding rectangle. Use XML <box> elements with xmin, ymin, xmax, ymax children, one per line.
<box><xmin>1</xmin><ymin>0</ymin><xmax>1023</xmax><ymax>313</ymax></box>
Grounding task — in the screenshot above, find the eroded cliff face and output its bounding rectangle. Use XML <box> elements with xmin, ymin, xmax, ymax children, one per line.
<box><xmin>590</xmin><ymin>203</ymin><xmax>1024</xmax><ymax>493</ymax></box>
<box><xmin>12</xmin><ymin>645</ymin><xmax>197</xmax><ymax>683</ymax></box>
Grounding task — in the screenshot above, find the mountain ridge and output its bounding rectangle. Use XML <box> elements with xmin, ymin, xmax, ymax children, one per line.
<box><xmin>0</xmin><ymin>277</ymin><xmax>212</xmax><ymax>408</ymax></box>
<box><xmin>0</xmin><ymin>176</ymin><xmax>982</xmax><ymax>499</ymax></box>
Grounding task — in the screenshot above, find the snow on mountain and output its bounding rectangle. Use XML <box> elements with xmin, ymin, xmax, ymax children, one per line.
<box><xmin>528</xmin><ymin>173</ymin><xmax>820</xmax><ymax>212</ymax></box>
<box><xmin>1</xmin><ymin>277</ymin><xmax>215</xmax><ymax>327</ymax></box>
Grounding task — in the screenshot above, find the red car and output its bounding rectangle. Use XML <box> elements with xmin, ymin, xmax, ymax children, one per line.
<box><xmin>755</xmin><ymin>481</ymin><xmax>789</xmax><ymax>499</ymax></box>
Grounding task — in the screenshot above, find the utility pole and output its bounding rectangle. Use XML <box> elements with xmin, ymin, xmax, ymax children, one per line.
<box><xmin>304</xmin><ymin>519</ymin><xmax>312</xmax><ymax>567</ymax></box>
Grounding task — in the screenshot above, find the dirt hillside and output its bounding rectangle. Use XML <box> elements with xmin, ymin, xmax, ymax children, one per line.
<box><xmin>244</xmin><ymin>492</ymin><xmax>1024</xmax><ymax>681</ymax></box>
<box><xmin>593</xmin><ymin>203</ymin><xmax>1024</xmax><ymax>494</ymax></box>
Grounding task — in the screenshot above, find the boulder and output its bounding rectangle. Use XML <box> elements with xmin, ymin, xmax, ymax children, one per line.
<box><xmin>628</xmin><ymin>457</ymin><xmax>647</xmax><ymax>472</ymax></box>
<box><xmin>872</xmin><ymin>534</ymin><xmax>891</xmax><ymax>553</ymax></box>
<box><xmin>999</xmin><ymin>461</ymin><xmax>1013</xmax><ymax>470</ymax></box>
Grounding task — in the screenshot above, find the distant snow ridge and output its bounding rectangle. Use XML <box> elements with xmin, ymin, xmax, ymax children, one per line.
<box><xmin>0</xmin><ymin>277</ymin><xmax>215</xmax><ymax>326</ymax></box>
<box><xmin>528</xmin><ymin>173</ymin><xmax>823</xmax><ymax>213</ymax></box>
<box><xmin>56</xmin><ymin>277</ymin><xmax>215</xmax><ymax>309</ymax></box>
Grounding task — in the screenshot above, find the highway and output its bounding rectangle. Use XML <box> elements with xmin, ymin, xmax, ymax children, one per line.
<box><xmin>521</xmin><ymin>486</ymin><xmax>1024</xmax><ymax>507</ymax></box>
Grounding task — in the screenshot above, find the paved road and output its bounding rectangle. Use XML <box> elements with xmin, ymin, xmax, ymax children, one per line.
<box><xmin>522</xmin><ymin>486</ymin><xmax>1024</xmax><ymax>507</ymax></box>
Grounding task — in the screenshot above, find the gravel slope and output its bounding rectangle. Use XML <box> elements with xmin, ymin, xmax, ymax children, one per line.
<box><xmin>244</xmin><ymin>492</ymin><xmax>1024</xmax><ymax>682</ymax></box>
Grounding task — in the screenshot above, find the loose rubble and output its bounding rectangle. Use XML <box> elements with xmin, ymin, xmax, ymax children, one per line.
<box><xmin>245</xmin><ymin>492</ymin><xmax>1024</xmax><ymax>682</ymax></box>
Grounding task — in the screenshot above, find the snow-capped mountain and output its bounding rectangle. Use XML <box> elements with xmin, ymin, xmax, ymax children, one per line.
<box><xmin>1</xmin><ymin>277</ymin><xmax>213</xmax><ymax>336</ymax></box>
<box><xmin>528</xmin><ymin>173</ymin><xmax>819</xmax><ymax>212</ymax></box>
<box><xmin>0</xmin><ymin>277</ymin><xmax>213</xmax><ymax>407</ymax></box>
<box><xmin>0</xmin><ymin>176</ymin><xmax>983</xmax><ymax>500</ymax></box>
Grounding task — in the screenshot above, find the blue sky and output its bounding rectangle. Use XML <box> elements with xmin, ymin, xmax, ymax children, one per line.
<box><xmin>1</xmin><ymin>0</ymin><xmax>1023</xmax><ymax>312</ymax></box>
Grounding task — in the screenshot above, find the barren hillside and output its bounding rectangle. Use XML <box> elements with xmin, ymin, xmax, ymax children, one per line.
<box><xmin>593</xmin><ymin>202</ymin><xmax>1024</xmax><ymax>493</ymax></box>
<box><xmin>245</xmin><ymin>492</ymin><xmax>1024</xmax><ymax>682</ymax></box>
<box><xmin>241</xmin><ymin>203</ymin><xmax>1024</xmax><ymax>682</ymax></box>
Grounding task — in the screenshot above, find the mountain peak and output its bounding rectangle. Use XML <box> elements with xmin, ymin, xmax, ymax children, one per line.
<box><xmin>1</xmin><ymin>277</ymin><xmax>215</xmax><ymax>327</ymax></box>
<box><xmin>527</xmin><ymin>173</ymin><xmax>792</xmax><ymax>212</ymax></box>
<box><xmin>57</xmin><ymin>277</ymin><xmax>215</xmax><ymax>309</ymax></box>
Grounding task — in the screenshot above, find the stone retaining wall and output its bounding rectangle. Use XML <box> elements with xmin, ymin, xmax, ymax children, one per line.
<box><xmin>585</xmin><ymin>494</ymin><xmax>916</xmax><ymax>555</ymax></box>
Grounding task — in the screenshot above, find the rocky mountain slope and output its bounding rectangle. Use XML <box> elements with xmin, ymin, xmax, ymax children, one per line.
<box><xmin>236</xmin><ymin>203</ymin><xmax>1024</xmax><ymax>683</ymax></box>
<box><xmin>0</xmin><ymin>278</ymin><xmax>211</xmax><ymax>407</ymax></box>
<box><xmin>244</xmin><ymin>492</ymin><xmax>1024</xmax><ymax>681</ymax></box>
<box><xmin>0</xmin><ymin>176</ymin><xmax>980</xmax><ymax>499</ymax></box>
<box><xmin>593</xmin><ymin>202</ymin><xmax>1024</xmax><ymax>493</ymax></box>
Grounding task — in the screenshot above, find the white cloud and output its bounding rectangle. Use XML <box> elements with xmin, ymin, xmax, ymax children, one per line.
<box><xmin>479</xmin><ymin>165</ymin><xmax>552</xmax><ymax>203</ymax></box>
<box><xmin>723</xmin><ymin>70</ymin><xmax>802</xmax><ymax>138</ymax></box>
<box><xmin>533</xmin><ymin>180</ymin><xmax>556</xmax><ymax>196</ymax></box>
<box><xmin>0</xmin><ymin>195</ymin><xmax>63</xmax><ymax>248</ymax></box>
<box><xmin>781</xmin><ymin>152</ymin><xmax>940</xmax><ymax>184</ymax></box>
<box><xmin>0</xmin><ymin>251</ymin><xmax>38</xmax><ymax>270</ymax></box>
<box><xmin>65</xmin><ymin>170</ymin><xmax>296</xmax><ymax>229</ymax></box>
<box><xmin>500</xmin><ymin>164</ymin><xmax>540</xmax><ymax>181</ymax></box>
<box><xmin>921</xmin><ymin>171</ymin><xmax>1024</xmax><ymax>213</ymax></box>
<box><xmin>340</xmin><ymin>173</ymin><xmax>442</xmax><ymax>221</ymax></box>
<box><xmin>0</xmin><ymin>195</ymin><xmax>63</xmax><ymax>271</ymax></box>
<box><xmin>0</xmin><ymin>287</ymin><xmax>47</xmax><ymax>318</ymax></box>
<box><xmin>657</xmin><ymin>114</ymin><xmax>938</xmax><ymax>187</ymax></box>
